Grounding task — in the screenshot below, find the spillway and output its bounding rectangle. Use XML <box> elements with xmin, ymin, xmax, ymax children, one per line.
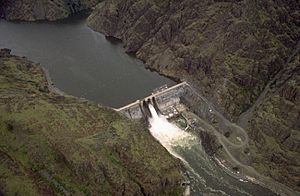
<box><xmin>148</xmin><ymin>104</ymin><xmax>196</xmax><ymax>151</ymax></box>
<box><xmin>147</xmin><ymin>104</ymin><xmax>277</xmax><ymax>196</ymax></box>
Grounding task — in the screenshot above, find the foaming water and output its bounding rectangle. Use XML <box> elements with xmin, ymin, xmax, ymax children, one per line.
<box><xmin>147</xmin><ymin>104</ymin><xmax>277</xmax><ymax>196</ymax></box>
<box><xmin>148</xmin><ymin>104</ymin><xmax>196</xmax><ymax>150</ymax></box>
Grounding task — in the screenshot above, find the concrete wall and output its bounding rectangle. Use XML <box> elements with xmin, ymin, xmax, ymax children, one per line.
<box><xmin>117</xmin><ymin>82</ymin><xmax>188</xmax><ymax>119</ymax></box>
<box><xmin>121</xmin><ymin>103</ymin><xmax>144</xmax><ymax>119</ymax></box>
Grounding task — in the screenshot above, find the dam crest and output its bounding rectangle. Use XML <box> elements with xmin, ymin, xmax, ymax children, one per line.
<box><xmin>115</xmin><ymin>82</ymin><xmax>188</xmax><ymax>119</ymax></box>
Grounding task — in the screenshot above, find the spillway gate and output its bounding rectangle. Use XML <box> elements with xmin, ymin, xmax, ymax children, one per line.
<box><xmin>115</xmin><ymin>82</ymin><xmax>188</xmax><ymax>119</ymax></box>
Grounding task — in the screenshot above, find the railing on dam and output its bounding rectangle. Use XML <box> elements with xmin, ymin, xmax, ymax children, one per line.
<box><xmin>115</xmin><ymin>82</ymin><xmax>189</xmax><ymax>119</ymax></box>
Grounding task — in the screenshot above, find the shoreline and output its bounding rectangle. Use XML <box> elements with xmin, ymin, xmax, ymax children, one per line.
<box><xmin>39</xmin><ymin>62</ymin><xmax>190</xmax><ymax>195</ymax></box>
<box><xmin>212</xmin><ymin>154</ymin><xmax>298</xmax><ymax>196</ymax></box>
<box><xmin>39</xmin><ymin>54</ymin><xmax>296</xmax><ymax>196</ymax></box>
<box><xmin>213</xmin><ymin>157</ymin><xmax>268</xmax><ymax>190</ymax></box>
<box><xmin>3</xmin><ymin>9</ymin><xmax>297</xmax><ymax>191</ymax></box>
<box><xmin>40</xmin><ymin>66</ymin><xmax>70</xmax><ymax>97</ymax></box>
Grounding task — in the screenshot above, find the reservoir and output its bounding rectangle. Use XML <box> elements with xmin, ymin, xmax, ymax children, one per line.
<box><xmin>0</xmin><ymin>15</ymin><xmax>277</xmax><ymax>195</ymax></box>
<box><xmin>0</xmin><ymin>14</ymin><xmax>174</xmax><ymax>108</ymax></box>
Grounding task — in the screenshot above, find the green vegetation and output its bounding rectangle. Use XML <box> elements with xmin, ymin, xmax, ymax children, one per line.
<box><xmin>88</xmin><ymin>0</ymin><xmax>299</xmax><ymax>191</ymax></box>
<box><xmin>0</xmin><ymin>50</ymin><xmax>183</xmax><ymax>195</ymax></box>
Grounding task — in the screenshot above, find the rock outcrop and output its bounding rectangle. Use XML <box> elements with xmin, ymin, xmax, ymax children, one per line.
<box><xmin>1</xmin><ymin>0</ymin><xmax>102</xmax><ymax>21</ymax></box>
<box><xmin>87</xmin><ymin>0</ymin><xmax>300</xmax><ymax>191</ymax></box>
<box><xmin>198</xmin><ymin>131</ymin><xmax>222</xmax><ymax>156</ymax></box>
<box><xmin>0</xmin><ymin>48</ymin><xmax>184</xmax><ymax>195</ymax></box>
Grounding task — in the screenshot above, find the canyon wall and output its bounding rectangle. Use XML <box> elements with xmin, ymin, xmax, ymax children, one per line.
<box><xmin>87</xmin><ymin>0</ymin><xmax>300</xmax><ymax>191</ymax></box>
<box><xmin>1</xmin><ymin>0</ymin><xmax>102</xmax><ymax>21</ymax></box>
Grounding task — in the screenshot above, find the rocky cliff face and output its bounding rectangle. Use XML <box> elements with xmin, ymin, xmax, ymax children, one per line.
<box><xmin>87</xmin><ymin>0</ymin><xmax>300</xmax><ymax>191</ymax></box>
<box><xmin>0</xmin><ymin>49</ymin><xmax>183</xmax><ymax>195</ymax></box>
<box><xmin>246</xmin><ymin>53</ymin><xmax>300</xmax><ymax>191</ymax></box>
<box><xmin>1</xmin><ymin>0</ymin><xmax>102</xmax><ymax>21</ymax></box>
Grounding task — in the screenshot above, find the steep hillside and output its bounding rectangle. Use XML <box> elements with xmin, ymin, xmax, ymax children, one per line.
<box><xmin>0</xmin><ymin>48</ymin><xmax>183</xmax><ymax>195</ymax></box>
<box><xmin>0</xmin><ymin>0</ymin><xmax>102</xmax><ymax>21</ymax></box>
<box><xmin>87</xmin><ymin>0</ymin><xmax>300</xmax><ymax>191</ymax></box>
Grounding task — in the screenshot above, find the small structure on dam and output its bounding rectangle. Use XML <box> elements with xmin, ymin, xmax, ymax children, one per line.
<box><xmin>115</xmin><ymin>82</ymin><xmax>189</xmax><ymax>119</ymax></box>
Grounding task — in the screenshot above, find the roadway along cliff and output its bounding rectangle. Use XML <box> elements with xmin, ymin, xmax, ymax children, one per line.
<box><xmin>1</xmin><ymin>0</ymin><xmax>299</xmax><ymax>192</ymax></box>
<box><xmin>0</xmin><ymin>48</ymin><xmax>184</xmax><ymax>195</ymax></box>
<box><xmin>87</xmin><ymin>0</ymin><xmax>300</xmax><ymax>192</ymax></box>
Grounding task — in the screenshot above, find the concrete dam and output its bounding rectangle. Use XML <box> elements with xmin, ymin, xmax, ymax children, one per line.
<box><xmin>114</xmin><ymin>80</ymin><xmax>283</xmax><ymax>196</ymax></box>
<box><xmin>115</xmin><ymin>82</ymin><xmax>189</xmax><ymax>119</ymax></box>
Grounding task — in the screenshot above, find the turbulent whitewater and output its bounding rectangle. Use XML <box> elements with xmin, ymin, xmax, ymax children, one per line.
<box><xmin>147</xmin><ymin>104</ymin><xmax>276</xmax><ymax>196</ymax></box>
<box><xmin>148</xmin><ymin>104</ymin><xmax>196</xmax><ymax>151</ymax></box>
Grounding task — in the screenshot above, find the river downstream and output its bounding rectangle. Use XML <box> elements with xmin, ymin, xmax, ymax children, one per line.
<box><xmin>0</xmin><ymin>15</ymin><xmax>277</xmax><ymax>195</ymax></box>
<box><xmin>147</xmin><ymin>104</ymin><xmax>277</xmax><ymax>196</ymax></box>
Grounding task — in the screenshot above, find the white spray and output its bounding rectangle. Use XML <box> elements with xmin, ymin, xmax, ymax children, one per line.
<box><xmin>148</xmin><ymin>104</ymin><xmax>197</xmax><ymax>195</ymax></box>
<box><xmin>147</xmin><ymin>104</ymin><xmax>258</xmax><ymax>196</ymax></box>
<box><xmin>148</xmin><ymin>104</ymin><xmax>196</xmax><ymax>155</ymax></box>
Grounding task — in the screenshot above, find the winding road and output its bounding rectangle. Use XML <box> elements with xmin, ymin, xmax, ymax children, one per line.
<box><xmin>181</xmin><ymin>83</ymin><xmax>298</xmax><ymax>196</ymax></box>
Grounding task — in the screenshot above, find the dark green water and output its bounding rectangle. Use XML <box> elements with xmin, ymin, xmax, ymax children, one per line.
<box><xmin>0</xmin><ymin>16</ymin><xmax>174</xmax><ymax>108</ymax></box>
<box><xmin>0</xmin><ymin>15</ymin><xmax>278</xmax><ymax>196</ymax></box>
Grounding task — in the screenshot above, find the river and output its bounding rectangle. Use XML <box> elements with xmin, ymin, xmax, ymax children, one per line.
<box><xmin>148</xmin><ymin>104</ymin><xmax>277</xmax><ymax>196</ymax></box>
<box><xmin>0</xmin><ymin>14</ymin><xmax>174</xmax><ymax>108</ymax></box>
<box><xmin>0</xmin><ymin>15</ymin><xmax>277</xmax><ymax>195</ymax></box>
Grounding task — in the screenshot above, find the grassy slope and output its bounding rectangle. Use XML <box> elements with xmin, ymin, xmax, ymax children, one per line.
<box><xmin>0</xmin><ymin>51</ymin><xmax>183</xmax><ymax>195</ymax></box>
<box><xmin>87</xmin><ymin>0</ymin><xmax>300</xmax><ymax>190</ymax></box>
